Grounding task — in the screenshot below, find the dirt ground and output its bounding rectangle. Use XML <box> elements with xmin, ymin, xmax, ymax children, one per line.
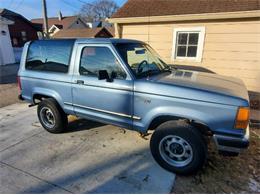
<box><xmin>172</xmin><ymin>126</ymin><xmax>260</xmax><ymax>193</ymax></box>
<box><xmin>0</xmin><ymin>84</ymin><xmax>21</xmax><ymax>108</ymax></box>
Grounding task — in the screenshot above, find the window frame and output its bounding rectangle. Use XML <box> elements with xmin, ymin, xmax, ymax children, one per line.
<box><xmin>171</xmin><ymin>27</ymin><xmax>205</xmax><ymax>62</ymax></box>
<box><xmin>76</xmin><ymin>44</ymin><xmax>130</xmax><ymax>80</ymax></box>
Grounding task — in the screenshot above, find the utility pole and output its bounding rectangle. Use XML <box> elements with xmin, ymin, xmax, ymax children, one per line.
<box><xmin>42</xmin><ymin>0</ymin><xmax>49</xmax><ymax>39</ymax></box>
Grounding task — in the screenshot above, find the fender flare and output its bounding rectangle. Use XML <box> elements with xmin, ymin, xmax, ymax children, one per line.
<box><xmin>143</xmin><ymin>106</ymin><xmax>212</xmax><ymax>131</ymax></box>
<box><xmin>32</xmin><ymin>87</ymin><xmax>64</xmax><ymax>107</ymax></box>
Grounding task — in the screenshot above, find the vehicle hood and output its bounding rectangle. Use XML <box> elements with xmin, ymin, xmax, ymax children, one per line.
<box><xmin>148</xmin><ymin>70</ymin><xmax>249</xmax><ymax>103</ymax></box>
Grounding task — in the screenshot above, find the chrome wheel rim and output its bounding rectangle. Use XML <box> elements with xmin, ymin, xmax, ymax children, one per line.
<box><xmin>40</xmin><ymin>107</ymin><xmax>55</xmax><ymax>129</ymax></box>
<box><xmin>159</xmin><ymin>135</ymin><xmax>193</xmax><ymax>167</ymax></box>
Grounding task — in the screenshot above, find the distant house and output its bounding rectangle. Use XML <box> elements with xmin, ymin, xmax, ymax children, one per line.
<box><xmin>109</xmin><ymin>0</ymin><xmax>260</xmax><ymax>93</ymax></box>
<box><xmin>0</xmin><ymin>9</ymin><xmax>39</xmax><ymax>48</ymax></box>
<box><xmin>91</xmin><ymin>19</ymin><xmax>113</xmax><ymax>28</ymax></box>
<box><xmin>0</xmin><ymin>9</ymin><xmax>39</xmax><ymax>62</ymax></box>
<box><xmin>31</xmin><ymin>12</ymin><xmax>89</xmax><ymax>36</ymax></box>
<box><xmin>0</xmin><ymin>16</ymin><xmax>15</xmax><ymax>65</ymax></box>
<box><xmin>52</xmin><ymin>27</ymin><xmax>114</xmax><ymax>38</ymax></box>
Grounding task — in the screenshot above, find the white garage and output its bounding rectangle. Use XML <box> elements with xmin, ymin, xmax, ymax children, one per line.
<box><xmin>0</xmin><ymin>16</ymin><xmax>15</xmax><ymax>66</ymax></box>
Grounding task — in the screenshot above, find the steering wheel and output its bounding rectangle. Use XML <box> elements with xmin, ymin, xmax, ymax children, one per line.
<box><xmin>137</xmin><ymin>60</ymin><xmax>149</xmax><ymax>74</ymax></box>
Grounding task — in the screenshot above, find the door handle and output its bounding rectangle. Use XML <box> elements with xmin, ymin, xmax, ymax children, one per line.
<box><xmin>76</xmin><ymin>80</ymin><xmax>84</xmax><ymax>85</ymax></box>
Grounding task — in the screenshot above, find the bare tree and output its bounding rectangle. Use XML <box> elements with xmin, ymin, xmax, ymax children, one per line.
<box><xmin>79</xmin><ymin>0</ymin><xmax>119</xmax><ymax>22</ymax></box>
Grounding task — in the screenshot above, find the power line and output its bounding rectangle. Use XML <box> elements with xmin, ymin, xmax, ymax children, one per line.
<box><xmin>76</xmin><ymin>0</ymin><xmax>88</xmax><ymax>3</ymax></box>
<box><xmin>14</xmin><ymin>0</ymin><xmax>25</xmax><ymax>10</ymax></box>
<box><xmin>77</xmin><ymin>0</ymin><xmax>93</xmax><ymax>5</ymax></box>
<box><xmin>60</xmin><ymin>0</ymin><xmax>81</xmax><ymax>11</ymax></box>
<box><xmin>76</xmin><ymin>0</ymin><xmax>97</xmax><ymax>8</ymax></box>
<box><xmin>7</xmin><ymin>0</ymin><xmax>14</xmax><ymax>9</ymax></box>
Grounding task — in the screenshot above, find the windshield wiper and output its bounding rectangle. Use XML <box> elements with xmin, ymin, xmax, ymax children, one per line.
<box><xmin>168</xmin><ymin>64</ymin><xmax>178</xmax><ymax>70</ymax></box>
<box><xmin>161</xmin><ymin>67</ymin><xmax>172</xmax><ymax>73</ymax></box>
<box><xmin>137</xmin><ymin>69</ymin><xmax>161</xmax><ymax>78</ymax></box>
<box><xmin>161</xmin><ymin>65</ymin><xmax>176</xmax><ymax>73</ymax></box>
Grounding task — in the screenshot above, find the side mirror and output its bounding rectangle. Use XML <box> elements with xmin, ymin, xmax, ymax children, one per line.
<box><xmin>111</xmin><ymin>71</ymin><xmax>117</xmax><ymax>79</ymax></box>
<box><xmin>98</xmin><ymin>70</ymin><xmax>114</xmax><ymax>82</ymax></box>
<box><xmin>135</xmin><ymin>49</ymin><xmax>145</xmax><ymax>54</ymax></box>
<box><xmin>98</xmin><ymin>70</ymin><xmax>109</xmax><ymax>80</ymax></box>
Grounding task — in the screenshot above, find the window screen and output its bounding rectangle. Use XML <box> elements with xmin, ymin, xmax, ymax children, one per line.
<box><xmin>26</xmin><ymin>40</ymin><xmax>74</xmax><ymax>73</ymax></box>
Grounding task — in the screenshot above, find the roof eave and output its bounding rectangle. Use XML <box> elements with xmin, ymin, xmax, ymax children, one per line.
<box><xmin>108</xmin><ymin>10</ymin><xmax>260</xmax><ymax>24</ymax></box>
<box><xmin>0</xmin><ymin>16</ymin><xmax>14</xmax><ymax>25</ymax></box>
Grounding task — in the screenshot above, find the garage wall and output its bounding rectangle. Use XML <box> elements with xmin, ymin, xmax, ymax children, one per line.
<box><xmin>0</xmin><ymin>23</ymin><xmax>15</xmax><ymax>65</ymax></box>
<box><xmin>120</xmin><ymin>20</ymin><xmax>260</xmax><ymax>92</ymax></box>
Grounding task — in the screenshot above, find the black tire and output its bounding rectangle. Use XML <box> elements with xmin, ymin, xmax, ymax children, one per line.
<box><xmin>37</xmin><ymin>98</ymin><xmax>68</xmax><ymax>133</ymax></box>
<box><xmin>150</xmin><ymin>120</ymin><xmax>207</xmax><ymax>175</ymax></box>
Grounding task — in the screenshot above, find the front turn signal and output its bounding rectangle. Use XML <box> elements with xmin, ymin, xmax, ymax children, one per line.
<box><xmin>235</xmin><ymin>107</ymin><xmax>250</xmax><ymax>129</ymax></box>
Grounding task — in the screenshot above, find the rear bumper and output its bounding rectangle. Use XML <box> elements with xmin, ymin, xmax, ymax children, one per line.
<box><xmin>213</xmin><ymin>126</ymin><xmax>249</xmax><ymax>153</ymax></box>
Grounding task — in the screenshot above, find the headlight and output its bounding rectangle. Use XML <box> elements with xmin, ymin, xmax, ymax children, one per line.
<box><xmin>235</xmin><ymin>107</ymin><xmax>250</xmax><ymax>129</ymax></box>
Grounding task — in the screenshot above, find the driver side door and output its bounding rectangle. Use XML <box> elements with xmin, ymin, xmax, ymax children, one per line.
<box><xmin>71</xmin><ymin>44</ymin><xmax>134</xmax><ymax>129</ymax></box>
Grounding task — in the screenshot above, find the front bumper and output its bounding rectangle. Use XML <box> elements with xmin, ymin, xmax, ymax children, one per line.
<box><xmin>213</xmin><ymin>126</ymin><xmax>249</xmax><ymax>153</ymax></box>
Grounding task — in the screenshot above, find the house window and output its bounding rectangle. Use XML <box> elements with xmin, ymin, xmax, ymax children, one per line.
<box><xmin>172</xmin><ymin>27</ymin><xmax>205</xmax><ymax>62</ymax></box>
<box><xmin>21</xmin><ymin>31</ymin><xmax>26</xmax><ymax>37</ymax></box>
<box><xmin>176</xmin><ymin>32</ymin><xmax>199</xmax><ymax>57</ymax></box>
<box><xmin>21</xmin><ymin>31</ymin><xmax>27</xmax><ymax>42</ymax></box>
<box><xmin>1</xmin><ymin>30</ymin><xmax>7</xmax><ymax>35</ymax></box>
<box><xmin>13</xmin><ymin>38</ymin><xmax>18</xmax><ymax>46</ymax></box>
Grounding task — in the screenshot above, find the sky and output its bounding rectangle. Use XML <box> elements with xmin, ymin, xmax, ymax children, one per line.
<box><xmin>0</xmin><ymin>0</ymin><xmax>127</xmax><ymax>19</ymax></box>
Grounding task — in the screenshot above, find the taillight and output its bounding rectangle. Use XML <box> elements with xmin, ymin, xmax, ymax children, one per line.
<box><xmin>17</xmin><ymin>76</ymin><xmax>22</xmax><ymax>91</ymax></box>
<box><xmin>234</xmin><ymin>107</ymin><xmax>250</xmax><ymax>129</ymax></box>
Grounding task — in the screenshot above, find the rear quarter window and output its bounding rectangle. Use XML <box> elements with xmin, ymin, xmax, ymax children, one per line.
<box><xmin>25</xmin><ymin>40</ymin><xmax>75</xmax><ymax>73</ymax></box>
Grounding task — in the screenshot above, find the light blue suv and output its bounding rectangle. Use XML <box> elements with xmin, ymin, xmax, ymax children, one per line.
<box><xmin>18</xmin><ymin>38</ymin><xmax>250</xmax><ymax>175</ymax></box>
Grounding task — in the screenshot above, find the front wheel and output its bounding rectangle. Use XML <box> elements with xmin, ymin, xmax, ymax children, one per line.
<box><xmin>150</xmin><ymin>120</ymin><xmax>207</xmax><ymax>175</ymax></box>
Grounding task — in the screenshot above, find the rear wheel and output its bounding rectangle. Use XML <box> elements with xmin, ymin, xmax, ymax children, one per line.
<box><xmin>150</xmin><ymin>120</ymin><xmax>207</xmax><ymax>175</ymax></box>
<box><xmin>37</xmin><ymin>98</ymin><xmax>68</xmax><ymax>133</ymax></box>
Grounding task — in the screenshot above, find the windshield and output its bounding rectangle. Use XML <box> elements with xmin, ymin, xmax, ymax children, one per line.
<box><xmin>114</xmin><ymin>43</ymin><xmax>170</xmax><ymax>78</ymax></box>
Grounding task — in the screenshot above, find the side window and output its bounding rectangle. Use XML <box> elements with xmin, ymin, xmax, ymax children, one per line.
<box><xmin>79</xmin><ymin>46</ymin><xmax>127</xmax><ymax>79</ymax></box>
<box><xmin>26</xmin><ymin>40</ymin><xmax>74</xmax><ymax>73</ymax></box>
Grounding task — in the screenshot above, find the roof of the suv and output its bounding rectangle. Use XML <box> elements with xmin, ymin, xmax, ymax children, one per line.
<box><xmin>28</xmin><ymin>38</ymin><xmax>145</xmax><ymax>48</ymax></box>
<box><xmin>36</xmin><ymin>38</ymin><xmax>142</xmax><ymax>44</ymax></box>
<box><xmin>74</xmin><ymin>38</ymin><xmax>144</xmax><ymax>44</ymax></box>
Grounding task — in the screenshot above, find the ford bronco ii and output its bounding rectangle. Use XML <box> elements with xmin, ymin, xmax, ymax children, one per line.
<box><xmin>18</xmin><ymin>39</ymin><xmax>250</xmax><ymax>175</ymax></box>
